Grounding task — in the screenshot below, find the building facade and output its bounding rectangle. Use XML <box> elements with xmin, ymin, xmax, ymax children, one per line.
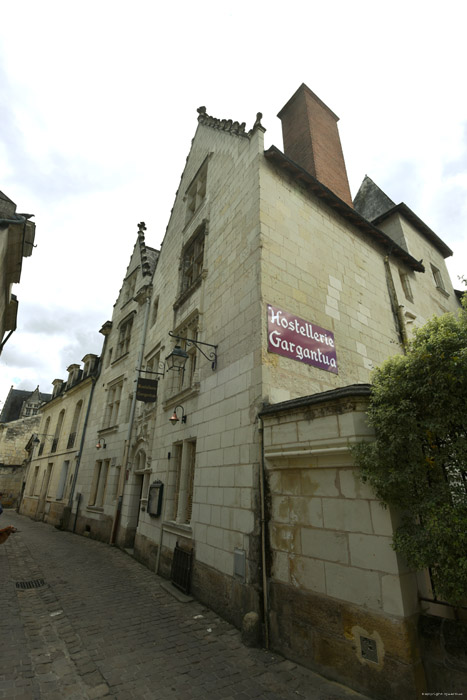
<box><xmin>21</xmin><ymin>85</ymin><xmax>463</xmax><ymax>697</ymax></box>
<box><xmin>20</xmin><ymin>355</ymin><xmax>98</xmax><ymax>525</ymax></box>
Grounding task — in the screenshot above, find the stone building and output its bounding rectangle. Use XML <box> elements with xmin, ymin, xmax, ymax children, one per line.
<box><xmin>67</xmin><ymin>224</ymin><xmax>159</xmax><ymax>541</ymax></box>
<box><xmin>20</xmin><ymin>356</ymin><xmax>99</xmax><ymax>525</ymax></box>
<box><xmin>0</xmin><ymin>190</ymin><xmax>35</xmax><ymax>354</ymax></box>
<box><xmin>0</xmin><ymin>386</ymin><xmax>52</xmax><ymax>506</ymax></box>
<box><xmin>25</xmin><ymin>84</ymin><xmax>462</xmax><ymax>697</ymax></box>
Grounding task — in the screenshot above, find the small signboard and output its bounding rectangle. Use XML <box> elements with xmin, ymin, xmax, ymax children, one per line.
<box><xmin>267</xmin><ymin>304</ymin><xmax>338</xmax><ymax>374</ymax></box>
<box><xmin>148</xmin><ymin>480</ymin><xmax>164</xmax><ymax>517</ymax></box>
<box><xmin>136</xmin><ymin>377</ymin><xmax>158</xmax><ymax>402</ymax></box>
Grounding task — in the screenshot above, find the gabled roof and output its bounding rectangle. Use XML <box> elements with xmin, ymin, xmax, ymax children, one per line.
<box><xmin>354</xmin><ymin>176</ymin><xmax>452</xmax><ymax>258</ymax></box>
<box><xmin>264</xmin><ymin>147</ymin><xmax>425</xmax><ymax>272</ymax></box>
<box><xmin>0</xmin><ymin>387</ymin><xmax>52</xmax><ymax>423</ymax></box>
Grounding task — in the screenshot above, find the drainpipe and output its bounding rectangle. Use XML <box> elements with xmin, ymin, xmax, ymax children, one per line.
<box><xmin>110</xmin><ymin>293</ymin><xmax>151</xmax><ymax>545</ymax></box>
<box><xmin>155</xmin><ymin>451</ymin><xmax>172</xmax><ymax>575</ymax></box>
<box><xmin>384</xmin><ymin>254</ymin><xmax>409</xmax><ymax>352</ymax></box>
<box><xmin>68</xmin><ymin>373</ymin><xmax>98</xmax><ymax>510</ymax></box>
<box><xmin>258</xmin><ymin>414</ymin><xmax>270</xmax><ymax>649</ymax></box>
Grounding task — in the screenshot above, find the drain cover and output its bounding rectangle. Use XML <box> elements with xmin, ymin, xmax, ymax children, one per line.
<box><xmin>16</xmin><ymin>579</ymin><xmax>45</xmax><ymax>590</ymax></box>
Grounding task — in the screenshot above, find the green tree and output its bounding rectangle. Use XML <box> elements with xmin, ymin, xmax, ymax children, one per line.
<box><xmin>352</xmin><ymin>296</ymin><xmax>467</xmax><ymax>606</ymax></box>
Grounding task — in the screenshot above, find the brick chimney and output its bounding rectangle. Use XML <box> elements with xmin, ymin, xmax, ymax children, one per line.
<box><xmin>277</xmin><ymin>84</ymin><xmax>353</xmax><ymax>207</ymax></box>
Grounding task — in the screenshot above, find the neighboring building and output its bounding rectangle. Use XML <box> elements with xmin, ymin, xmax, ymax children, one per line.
<box><xmin>0</xmin><ymin>386</ymin><xmax>52</xmax><ymax>423</ymax></box>
<box><xmin>22</xmin><ymin>85</ymin><xmax>463</xmax><ymax>697</ymax></box>
<box><xmin>0</xmin><ymin>386</ymin><xmax>51</xmax><ymax>506</ymax></box>
<box><xmin>0</xmin><ymin>190</ymin><xmax>36</xmax><ymax>354</ymax></box>
<box><xmin>20</xmin><ymin>355</ymin><xmax>99</xmax><ymax>525</ymax></box>
<box><xmin>68</xmin><ymin>224</ymin><xmax>158</xmax><ymax>541</ymax></box>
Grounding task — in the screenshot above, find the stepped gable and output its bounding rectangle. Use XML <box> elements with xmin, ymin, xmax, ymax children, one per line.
<box><xmin>197</xmin><ymin>106</ymin><xmax>264</xmax><ymax>138</ymax></box>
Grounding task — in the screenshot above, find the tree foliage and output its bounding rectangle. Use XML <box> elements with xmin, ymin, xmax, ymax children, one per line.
<box><xmin>352</xmin><ymin>296</ymin><xmax>467</xmax><ymax>605</ymax></box>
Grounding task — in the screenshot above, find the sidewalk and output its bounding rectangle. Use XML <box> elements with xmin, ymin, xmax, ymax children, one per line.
<box><xmin>1</xmin><ymin>511</ymin><xmax>372</xmax><ymax>699</ymax></box>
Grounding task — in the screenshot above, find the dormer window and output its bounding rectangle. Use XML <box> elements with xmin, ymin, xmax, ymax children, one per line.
<box><xmin>52</xmin><ymin>379</ymin><xmax>64</xmax><ymax>399</ymax></box>
<box><xmin>82</xmin><ymin>354</ymin><xmax>98</xmax><ymax>378</ymax></box>
<box><xmin>66</xmin><ymin>364</ymin><xmax>81</xmax><ymax>388</ymax></box>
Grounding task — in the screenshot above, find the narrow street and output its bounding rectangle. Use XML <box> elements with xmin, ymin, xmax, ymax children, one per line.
<box><xmin>1</xmin><ymin>511</ymin><xmax>370</xmax><ymax>700</ymax></box>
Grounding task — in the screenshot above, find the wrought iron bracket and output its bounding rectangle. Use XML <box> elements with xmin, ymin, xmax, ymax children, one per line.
<box><xmin>168</xmin><ymin>331</ymin><xmax>218</xmax><ymax>370</ymax></box>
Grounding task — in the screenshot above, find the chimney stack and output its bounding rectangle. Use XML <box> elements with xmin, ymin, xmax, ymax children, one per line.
<box><xmin>277</xmin><ymin>84</ymin><xmax>353</xmax><ymax>207</ymax></box>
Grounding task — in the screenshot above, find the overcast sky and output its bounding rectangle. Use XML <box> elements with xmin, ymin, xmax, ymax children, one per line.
<box><xmin>1</xmin><ymin>0</ymin><xmax>466</xmax><ymax>405</ymax></box>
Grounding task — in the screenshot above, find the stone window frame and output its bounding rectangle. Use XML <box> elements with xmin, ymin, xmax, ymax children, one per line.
<box><xmin>399</xmin><ymin>270</ymin><xmax>414</xmax><ymax>303</ymax></box>
<box><xmin>171</xmin><ymin>439</ymin><xmax>197</xmax><ymax>525</ymax></box>
<box><xmin>177</xmin><ymin>223</ymin><xmax>206</xmax><ymax>304</ymax></box>
<box><xmin>185</xmin><ymin>157</ymin><xmax>208</xmax><ymax>225</ymax></box>
<box><xmin>115</xmin><ymin>312</ymin><xmax>136</xmax><ymax>360</ymax></box>
<box><xmin>89</xmin><ymin>459</ymin><xmax>110</xmax><ymax>508</ymax></box>
<box><xmin>104</xmin><ymin>378</ymin><xmax>124</xmax><ymax>429</ymax></box>
<box><xmin>166</xmin><ymin>314</ymin><xmax>200</xmax><ymax>399</ymax></box>
<box><xmin>430</xmin><ymin>263</ymin><xmax>449</xmax><ymax>297</ymax></box>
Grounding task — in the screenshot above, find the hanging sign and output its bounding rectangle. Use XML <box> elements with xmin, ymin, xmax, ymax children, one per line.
<box><xmin>136</xmin><ymin>377</ymin><xmax>158</xmax><ymax>402</ymax></box>
<box><xmin>267</xmin><ymin>304</ymin><xmax>338</xmax><ymax>374</ymax></box>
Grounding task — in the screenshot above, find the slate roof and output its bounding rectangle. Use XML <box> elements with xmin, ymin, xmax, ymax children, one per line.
<box><xmin>0</xmin><ymin>388</ymin><xmax>52</xmax><ymax>423</ymax></box>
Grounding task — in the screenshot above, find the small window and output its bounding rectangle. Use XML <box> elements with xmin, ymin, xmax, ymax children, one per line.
<box><xmin>151</xmin><ymin>298</ymin><xmax>159</xmax><ymax>326</ymax></box>
<box><xmin>167</xmin><ymin>316</ymin><xmax>199</xmax><ymax>396</ymax></box>
<box><xmin>185</xmin><ymin>160</ymin><xmax>207</xmax><ymax>224</ymax></box>
<box><xmin>104</xmin><ymin>380</ymin><xmax>123</xmax><ymax>428</ymax></box>
<box><xmin>116</xmin><ymin>315</ymin><xmax>134</xmax><ymax>358</ymax></box>
<box><xmin>399</xmin><ymin>271</ymin><xmax>414</xmax><ymax>303</ymax></box>
<box><xmin>181</xmin><ymin>226</ymin><xmax>205</xmax><ymax>295</ymax></box>
<box><xmin>431</xmin><ymin>264</ymin><xmax>448</xmax><ymax>294</ymax></box>
<box><xmin>124</xmin><ymin>272</ymin><xmax>137</xmax><ymax>305</ymax></box>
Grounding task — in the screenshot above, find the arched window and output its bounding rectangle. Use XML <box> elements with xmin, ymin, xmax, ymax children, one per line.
<box><xmin>52</xmin><ymin>410</ymin><xmax>65</xmax><ymax>453</ymax></box>
<box><xmin>68</xmin><ymin>401</ymin><xmax>83</xmax><ymax>449</ymax></box>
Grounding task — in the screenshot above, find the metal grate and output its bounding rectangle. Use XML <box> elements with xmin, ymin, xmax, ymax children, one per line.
<box><xmin>171</xmin><ymin>542</ymin><xmax>193</xmax><ymax>595</ymax></box>
<box><xmin>360</xmin><ymin>636</ymin><xmax>378</xmax><ymax>663</ymax></box>
<box><xmin>16</xmin><ymin>579</ymin><xmax>45</xmax><ymax>590</ymax></box>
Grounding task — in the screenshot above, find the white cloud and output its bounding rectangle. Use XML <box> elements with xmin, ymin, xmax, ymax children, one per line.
<box><xmin>1</xmin><ymin>0</ymin><xmax>466</xmax><ymax>402</ymax></box>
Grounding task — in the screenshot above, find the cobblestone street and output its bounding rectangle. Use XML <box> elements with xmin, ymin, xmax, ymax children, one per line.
<box><xmin>1</xmin><ymin>511</ymin><xmax>371</xmax><ymax>700</ymax></box>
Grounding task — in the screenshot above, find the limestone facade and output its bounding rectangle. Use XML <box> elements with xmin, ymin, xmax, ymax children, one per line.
<box><xmin>20</xmin><ymin>355</ymin><xmax>98</xmax><ymax>525</ymax></box>
<box><xmin>19</xmin><ymin>85</ymin><xmax>463</xmax><ymax>697</ymax></box>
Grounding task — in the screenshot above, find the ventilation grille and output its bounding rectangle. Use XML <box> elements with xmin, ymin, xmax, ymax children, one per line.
<box><xmin>171</xmin><ymin>543</ymin><xmax>193</xmax><ymax>595</ymax></box>
<box><xmin>16</xmin><ymin>579</ymin><xmax>45</xmax><ymax>590</ymax></box>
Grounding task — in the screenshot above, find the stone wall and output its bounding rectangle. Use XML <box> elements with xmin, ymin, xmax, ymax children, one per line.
<box><xmin>260</xmin><ymin>389</ymin><xmax>425</xmax><ymax>699</ymax></box>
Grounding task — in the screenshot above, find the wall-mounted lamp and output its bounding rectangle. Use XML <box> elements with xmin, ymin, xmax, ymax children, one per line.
<box><xmin>165</xmin><ymin>344</ymin><xmax>189</xmax><ymax>373</ymax></box>
<box><xmin>169</xmin><ymin>405</ymin><xmax>187</xmax><ymax>425</ymax></box>
<box><xmin>167</xmin><ymin>331</ymin><xmax>218</xmax><ymax>370</ymax></box>
<box><xmin>96</xmin><ymin>439</ymin><xmax>106</xmax><ymax>449</ymax></box>
<box><xmin>32</xmin><ymin>433</ymin><xmax>55</xmax><ymax>446</ymax></box>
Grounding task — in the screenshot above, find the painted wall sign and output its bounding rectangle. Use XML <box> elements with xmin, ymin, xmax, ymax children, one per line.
<box><xmin>267</xmin><ymin>304</ymin><xmax>338</xmax><ymax>374</ymax></box>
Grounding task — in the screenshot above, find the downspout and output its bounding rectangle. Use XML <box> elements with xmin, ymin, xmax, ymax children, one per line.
<box><xmin>384</xmin><ymin>254</ymin><xmax>409</xmax><ymax>352</ymax></box>
<box><xmin>68</xmin><ymin>373</ymin><xmax>98</xmax><ymax>510</ymax></box>
<box><xmin>155</xmin><ymin>451</ymin><xmax>172</xmax><ymax>575</ymax></box>
<box><xmin>109</xmin><ymin>293</ymin><xmax>151</xmax><ymax>545</ymax></box>
<box><xmin>258</xmin><ymin>414</ymin><xmax>270</xmax><ymax>649</ymax></box>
